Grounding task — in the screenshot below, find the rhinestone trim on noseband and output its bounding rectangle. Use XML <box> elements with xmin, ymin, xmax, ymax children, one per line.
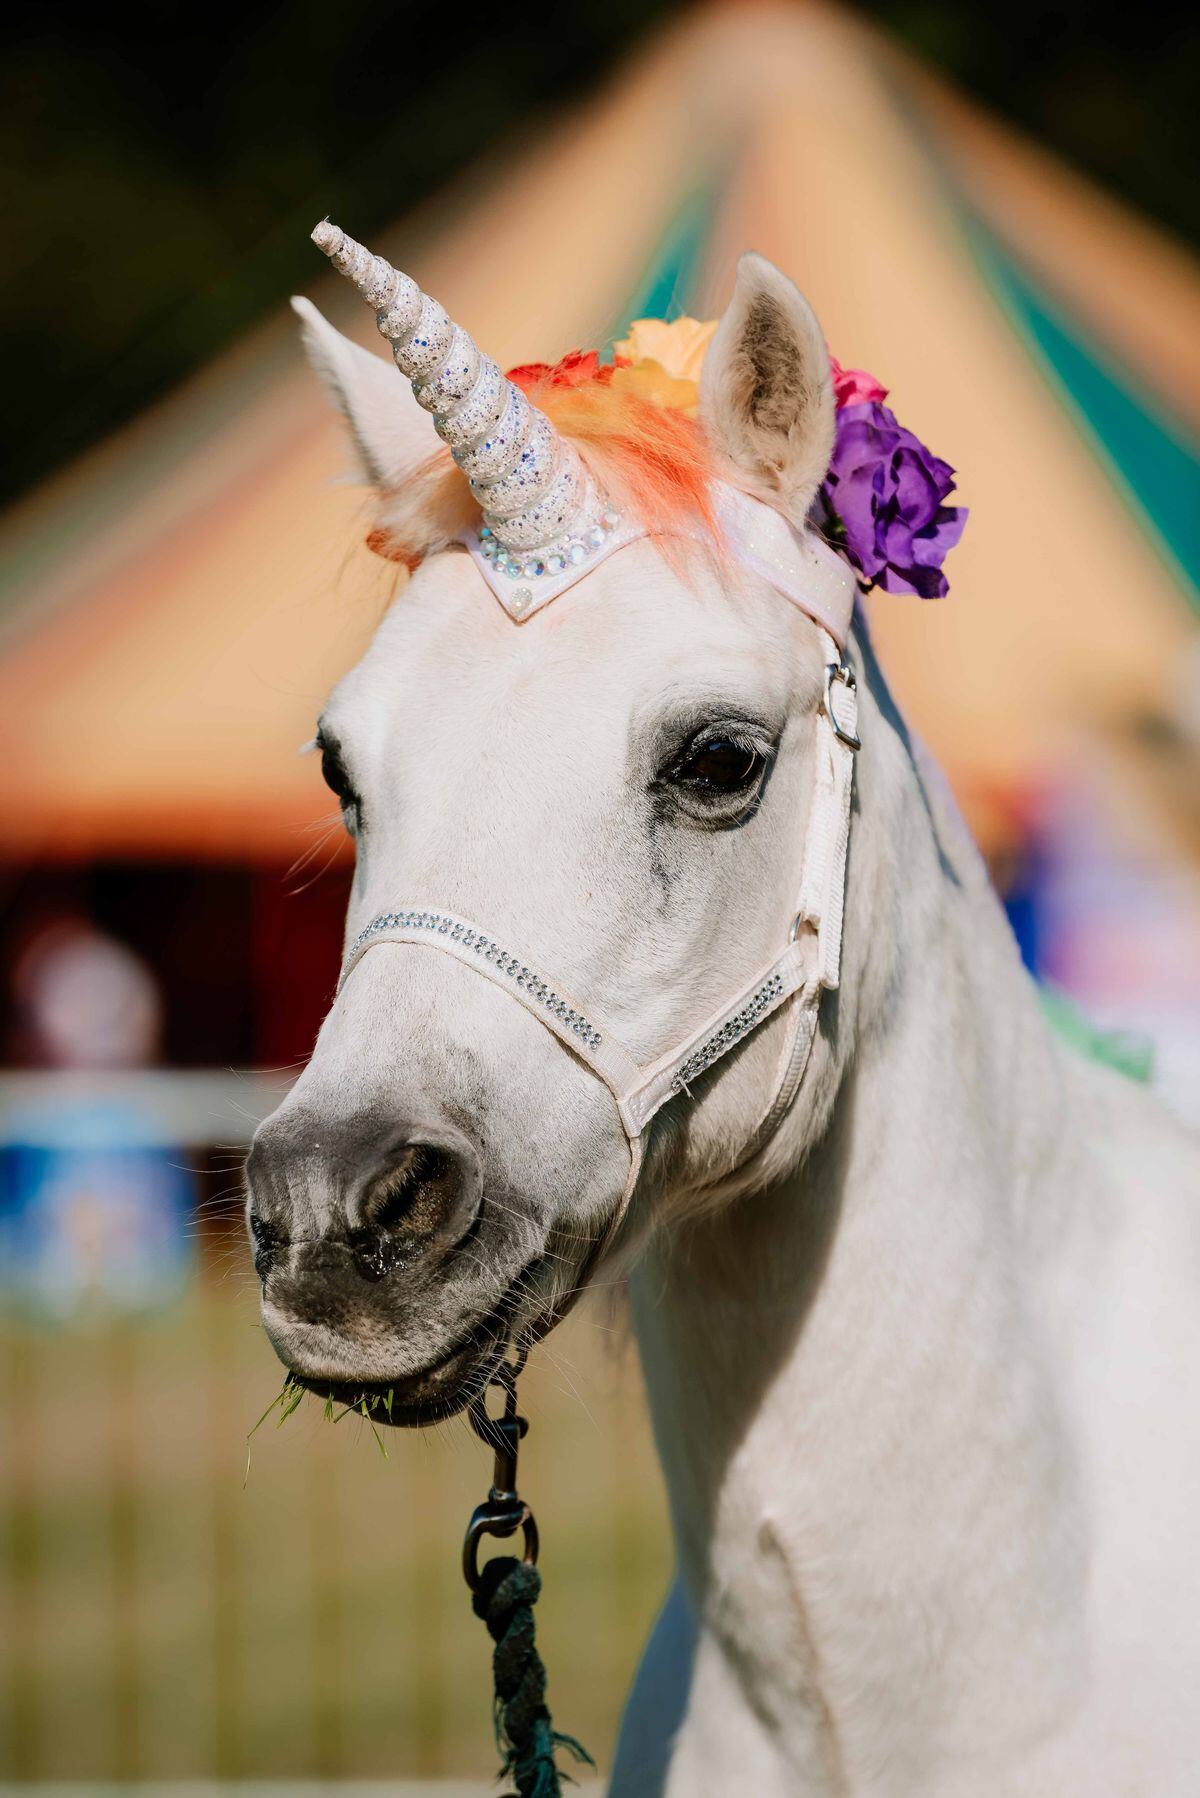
<box><xmin>671</xmin><ymin>971</ymin><xmax>786</xmax><ymax>1093</ymax></box>
<box><xmin>347</xmin><ymin>910</ymin><xmax>604</xmax><ymax>1051</ymax></box>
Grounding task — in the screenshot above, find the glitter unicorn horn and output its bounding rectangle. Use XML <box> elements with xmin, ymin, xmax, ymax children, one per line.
<box><xmin>311</xmin><ymin>221</ymin><xmax>613</xmax><ymax>576</ymax></box>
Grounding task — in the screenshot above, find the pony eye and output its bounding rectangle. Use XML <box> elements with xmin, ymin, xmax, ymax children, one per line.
<box><xmin>674</xmin><ymin>737</ymin><xmax>764</xmax><ymax>791</ymax></box>
<box><xmin>318</xmin><ymin>739</ymin><xmax>361</xmax><ymax>832</ymax></box>
<box><xmin>320</xmin><ymin>743</ymin><xmax>353</xmax><ymax>803</ymax></box>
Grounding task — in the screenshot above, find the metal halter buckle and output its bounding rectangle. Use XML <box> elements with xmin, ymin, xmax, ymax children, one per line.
<box><xmin>823</xmin><ymin>661</ymin><xmax>861</xmax><ymax>751</ymax></box>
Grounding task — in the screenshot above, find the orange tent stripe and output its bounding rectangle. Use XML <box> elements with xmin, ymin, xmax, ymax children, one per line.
<box><xmin>0</xmin><ymin>4</ymin><xmax>1195</xmax><ymax>860</ymax></box>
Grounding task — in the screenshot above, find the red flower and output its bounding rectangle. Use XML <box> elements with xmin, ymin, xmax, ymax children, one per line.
<box><xmin>507</xmin><ymin>349</ymin><xmax>613</xmax><ymax>392</ymax></box>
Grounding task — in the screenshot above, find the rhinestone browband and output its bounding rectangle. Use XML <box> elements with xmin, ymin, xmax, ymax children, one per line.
<box><xmin>463</xmin><ymin>485</ymin><xmax>860</xmax><ymax>636</ymax></box>
<box><xmin>477</xmin><ymin>508</ymin><xmax>622</xmax><ymax>584</ymax></box>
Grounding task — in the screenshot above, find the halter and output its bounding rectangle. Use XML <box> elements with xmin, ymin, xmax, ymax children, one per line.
<box><xmin>337</xmin><ymin>487</ymin><xmax>861</xmax><ymax>1262</ymax></box>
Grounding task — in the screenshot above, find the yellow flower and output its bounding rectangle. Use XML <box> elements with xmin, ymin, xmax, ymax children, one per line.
<box><xmin>611</xmin><ymin>359</ymin><xmax>701</xmax><ymax>414</ymax></box>
<box><xmin>613</xmin><ymin>316</ymin><xmax>719</xmax><ymax>384</ymax></box>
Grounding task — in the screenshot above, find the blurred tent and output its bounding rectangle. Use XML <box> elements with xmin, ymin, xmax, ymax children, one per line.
<box><xmin>0</xmin><ymin>0</ymin><xmax>1196</xmax><ymax>864</ymax></box>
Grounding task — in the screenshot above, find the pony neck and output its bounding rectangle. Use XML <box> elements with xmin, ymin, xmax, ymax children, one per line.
<box><xmin>629</xmin><ymin>629</ymin><xmax>1088</xmax><ymax>1774</ymax></box>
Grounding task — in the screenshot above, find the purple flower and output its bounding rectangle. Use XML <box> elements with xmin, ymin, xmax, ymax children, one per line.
<box><xmin>817</xmin><ymin>401</ymin><xmax>967</xmax><ymax>598</ymax></box>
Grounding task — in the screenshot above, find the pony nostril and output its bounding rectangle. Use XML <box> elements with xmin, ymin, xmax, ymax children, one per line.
<box><xmin>349</xmin><ymin>1143</ymin><xmax>463</xmax><ymax>1281</ymax></box>
<box><xmin>248</xmin><ymin>1209</ymin><xmax>284</xmax><ymax>1280</ymax></box>
<box><xmin>361</xmin><ymin>1143</ymin><xmax>449</xmax><ymax>1233</ymax></box>
<box><xmin>348</xmin><ymin>1225</ymin><xmax>410</xmax><ymax>1282</ymax></box>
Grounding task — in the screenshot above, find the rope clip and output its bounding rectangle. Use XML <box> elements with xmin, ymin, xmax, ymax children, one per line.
<box><xmin>462</xmin><ymin>1345</ymin><xmax>539</xmax><ymax>1593</ymax></box>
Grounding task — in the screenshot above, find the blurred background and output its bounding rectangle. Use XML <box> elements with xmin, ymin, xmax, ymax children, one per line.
<box><xmin>1</xmin><ymin>0</ymin><xmax>1197</xmax><ymax>1788</ymax></box>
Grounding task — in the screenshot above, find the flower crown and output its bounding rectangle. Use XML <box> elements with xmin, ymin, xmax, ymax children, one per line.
<box><xmin>511</xmin><ymin>317</ymin><xmax>967</xmax><ymax>599</ymax></box>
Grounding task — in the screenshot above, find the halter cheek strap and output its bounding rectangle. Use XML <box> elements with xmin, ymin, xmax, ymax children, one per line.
<box><xmin>337</xmin><ymin>630</ymin><xmax>859</xmax><ymax>1246</ymax></box>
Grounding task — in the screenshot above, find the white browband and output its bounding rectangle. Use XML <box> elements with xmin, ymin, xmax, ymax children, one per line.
<box><xmin>462</xmin><ymin>484</ymin><xmax>859</xmax><ymax>642</ymax></box>
<box><xmin>338</xmin><ymin>627</ymin><xmax>860</xmax><ymax>1241</ymax></box>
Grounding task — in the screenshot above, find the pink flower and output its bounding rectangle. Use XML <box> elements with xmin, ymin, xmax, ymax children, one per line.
<box><xmin>828</xmin><ymin>351</ymin><xmax>888</xmax><ymax>408</ymax></box>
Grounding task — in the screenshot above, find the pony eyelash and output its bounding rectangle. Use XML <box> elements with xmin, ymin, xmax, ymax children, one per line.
<box><xmin>661</xmin><ymin>720</ymin><xmax>775</xmax><ymax>784</ymax></box>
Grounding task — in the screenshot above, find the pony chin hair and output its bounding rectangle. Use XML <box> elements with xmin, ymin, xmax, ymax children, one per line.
<box><xmin>700</xmin><ymin>252</ymin><xmax>835</xmax><ymax>527</ymax></box>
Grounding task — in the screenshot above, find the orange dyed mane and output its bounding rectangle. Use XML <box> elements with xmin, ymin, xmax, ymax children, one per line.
<box><xmin>368</xmin><ymin>351</ymin><xmax>724</xmax><ymax>570</ymax></box>
<box><xmin>513</xmin><ymin>357</ymin><xmax>720</xmax><ymax>545</ymax></box>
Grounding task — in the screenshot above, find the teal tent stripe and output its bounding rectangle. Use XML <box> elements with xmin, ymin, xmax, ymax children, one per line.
<box><xmin>605</xmin><ymin>185</ymin><xmax>717</xmax><ymax>349</ymax></box>
<box><xmin>965</xmin><ymin>217</ymin><xmax>1199</xmax><ymax>607</ymax></box>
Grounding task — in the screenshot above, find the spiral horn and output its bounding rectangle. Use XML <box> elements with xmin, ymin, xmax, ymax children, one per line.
<box><xmin>311</xmin><ymin>221</ymin><xmax>612</xmax><ymax>574</ymax></box>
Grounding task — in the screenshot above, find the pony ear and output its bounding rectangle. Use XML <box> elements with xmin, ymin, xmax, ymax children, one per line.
<box><xmin>291</xmin><ymin>295</ymin><xmax>435</xmax><ymax>491</ymax></box>
<box><xmin>700</xmin><ymin>253</ymin><xmax>835</xmax><ymax>524</ymax></box>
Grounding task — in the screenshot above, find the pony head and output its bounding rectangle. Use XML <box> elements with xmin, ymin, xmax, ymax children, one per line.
<box><xmin>247</xmin><ymin>226</ymin><xmax>858</xmax><ymax>1420</ymax></box>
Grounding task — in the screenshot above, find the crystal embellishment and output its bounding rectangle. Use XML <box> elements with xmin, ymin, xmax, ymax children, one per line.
<box><xmin>477</xmin><ymin>508</ymin><xmax>622</xmax><ymax>581</ymax></box>
<box><xmin>671</xmin><ymin>972</ymin><xmax>786</xmax><ymax>1093</ymax></box>
<box><xmin>347</xmin><ymin>911</ymin><xmax>603</xmax><ymax>1051</ymax></box>
<box><xmin>310</xmin><ymin>220</ymin><xmax>617</xmax><ymax>570</ymax></box>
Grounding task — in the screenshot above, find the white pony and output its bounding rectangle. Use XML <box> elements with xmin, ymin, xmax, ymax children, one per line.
<box><xmin>247</xmin><ymin>224</ymin><xmax>1200</xmax><ymax>1796</ymax></box>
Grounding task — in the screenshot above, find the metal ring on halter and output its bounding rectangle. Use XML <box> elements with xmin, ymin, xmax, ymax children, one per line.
<box><xmin>823</xmin><ymin>662</ymin><xmax>862</xmax><ymax>751</ymax></box>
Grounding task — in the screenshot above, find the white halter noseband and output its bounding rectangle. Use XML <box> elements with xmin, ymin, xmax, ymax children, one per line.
<box><xmin>337</xmin><ymin>491</ymin><xmax>860</xmax><ymax>1258</ymax></box>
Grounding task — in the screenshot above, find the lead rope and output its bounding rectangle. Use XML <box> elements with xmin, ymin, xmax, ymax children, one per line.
<box><xmin>463</xmin><ymin>1348</ymin><xmax>594</xmax><ymax>1796</ymax></box>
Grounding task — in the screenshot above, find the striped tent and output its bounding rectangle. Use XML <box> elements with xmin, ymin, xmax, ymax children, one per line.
<box><xmin>1</xmin><ymin>1</ymin><xmax>1196</xmax><ymax>865</ymax></box>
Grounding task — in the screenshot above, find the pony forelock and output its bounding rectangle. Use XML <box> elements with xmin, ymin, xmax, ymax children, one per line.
<box><xmin>370</xmin><ymin>363</ymin><xmax>726</xmax><ymax>576</ymax></box>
